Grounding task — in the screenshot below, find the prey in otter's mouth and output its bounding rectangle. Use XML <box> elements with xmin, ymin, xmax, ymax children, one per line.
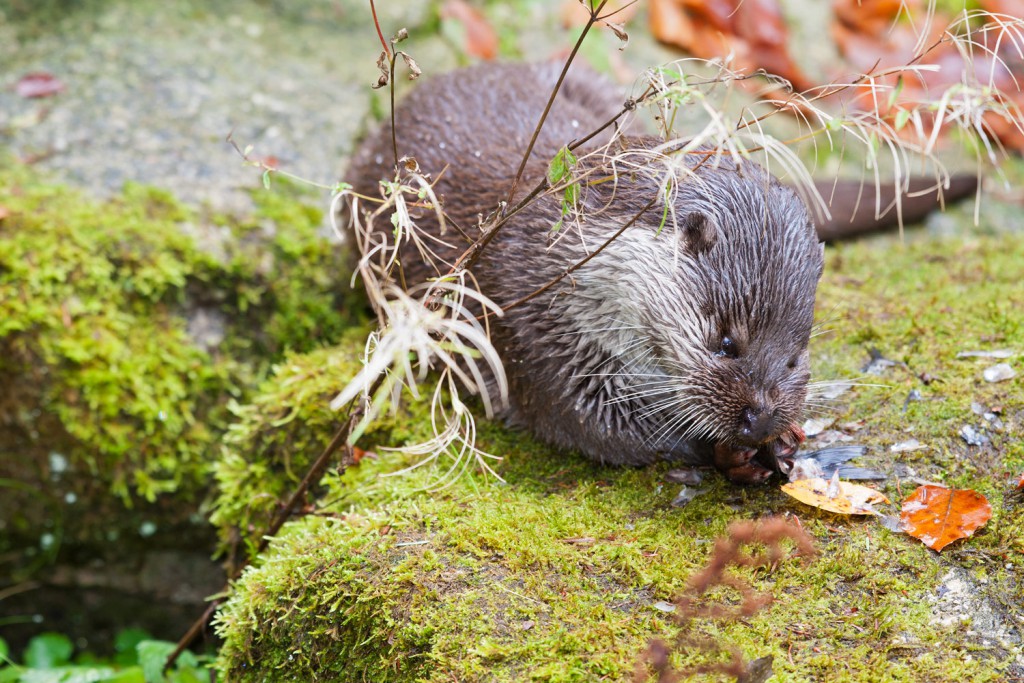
<box><xmin>346</xmin><ymin>62</ymin><xmax>825</xmax><ymax>484</ymax></box>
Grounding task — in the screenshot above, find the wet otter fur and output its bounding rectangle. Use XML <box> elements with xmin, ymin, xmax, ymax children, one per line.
<box><xmin>344</xmin><ymin>62</ymin><xmax>952</xmax><ymax>483</ymax></box>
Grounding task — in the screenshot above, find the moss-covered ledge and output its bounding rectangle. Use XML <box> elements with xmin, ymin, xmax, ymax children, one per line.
<box><xmin>212</xmin><ymin>230</ymin><xmax>1022</xmax><ymax>681</ymax></box>
<box><xmin>0</xmin><ymin>156</ymin><xmax>359</xmax><ymax>646</ymax></box>
<box><xmin>212</xmin><ymin>438</ymin><xmax>1007</xmax><ymax>681</ymax></box>
<box><xmin>0</xmin><ymin>157</ymin><xmax>356</xmax><ymax>529</ymax></box>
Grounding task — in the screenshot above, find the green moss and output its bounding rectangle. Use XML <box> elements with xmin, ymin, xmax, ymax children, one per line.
<box><xmin>213</xmin><ymin>231</ymin><xmax>1021</xmax><ymax>681</ymax></box>
<box><xmin>0</xmin><ymin>157</ymin><xmax>356</xmax><ymax>506</ymax></box>
<box><xmin>215</xmin><ymin>434</ymin><xmax>1010</xmax><ymax>681</ymax></box>
<box><xmin>209</xmin><ymin>333</ymin><xmax>371</xmax><ymax>561</ymax></box>
<box><xmin>813</xmin><ymin>235</ymin><xmax>1021</xmax><ymax>493</ymax></box>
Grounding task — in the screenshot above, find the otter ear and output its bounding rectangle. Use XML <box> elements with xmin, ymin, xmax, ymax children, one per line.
<box><xmin>682</xmin><ymin>211</ymin><xmax>717</xmax><ymax>256</ymax></box>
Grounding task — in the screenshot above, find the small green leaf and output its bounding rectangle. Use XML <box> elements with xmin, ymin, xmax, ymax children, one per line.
<box><xmin>546</xmin><ymin>146</ymin><xmax>577</xmax><ymax>187</ymax></box>
<box><xmin>887</xmin><ymin>76</ymin><xmax>905</xmax><ymax>109</ymax></box>
<box><xmin>262</xmin><ymin>170</ymin><xmax>272</xmax><ymax>190</ymax></box>
<box><xmin>136</xmin><ymin>641</ymin><xmax>175</xmax><ymax>683</ymax></box>
<box><xmin>563</xmin><ymin>182</ymin><xmax>579</xmax><ymax>208</ymax></box>
<box><xmin>20</xmin><ymin>665</ymin><xmax>127</xmax><ymax>682</ymax></box>
<box><xmin>104</xmin><ymin>668</ymin><xmax>148</xmax><ymax>683</ymax></box>
<box><xmin>894</xmin><ymin>109</ymin><xmax>911</xmax><ymax>131</ymax></box>
<box><xmin>114</xmin><ymin>629</ymin><xmax>150</xmax><ymax>666</ymax></box>
<box><xmin>23</xmin><ymin>633</ymin><xmax>73</xmax><ymax>669</ymax></box>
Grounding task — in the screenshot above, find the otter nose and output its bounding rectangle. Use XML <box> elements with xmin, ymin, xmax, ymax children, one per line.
<box><xmin>739</xmin><ymin>406</ymin><xmax>773</xmax><ymax>443</ymax></box>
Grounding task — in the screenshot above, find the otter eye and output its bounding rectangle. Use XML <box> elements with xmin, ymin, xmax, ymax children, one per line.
<box><xmin>715</xmin><ymin>336</ymin><xmax>738</xmax><ymax>359</ymax></box>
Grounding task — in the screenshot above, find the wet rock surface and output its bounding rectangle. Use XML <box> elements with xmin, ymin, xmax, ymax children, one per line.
<box><xmin>0</xmin><ymin>0</ymin><xmax>433</xmax><ymax>212</ymax></box>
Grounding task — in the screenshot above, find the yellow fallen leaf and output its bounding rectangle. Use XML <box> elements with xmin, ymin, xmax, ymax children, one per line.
<box><xmin>782</xmin><ymin>476</ymin><xmax>890</xmax><ymax>515</ymax></box>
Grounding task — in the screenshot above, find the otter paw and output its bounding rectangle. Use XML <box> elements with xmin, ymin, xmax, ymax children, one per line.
<box><xmin>713</xmin><ymin>443</ymin><xmax>774</xmax><ymax>485</ymax></box>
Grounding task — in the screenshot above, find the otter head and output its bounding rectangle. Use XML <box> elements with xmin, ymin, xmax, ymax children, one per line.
<box><xmin>568</xmin><ymin>157</ymin><xmax>824</xmax><ymax>456</ymax></box>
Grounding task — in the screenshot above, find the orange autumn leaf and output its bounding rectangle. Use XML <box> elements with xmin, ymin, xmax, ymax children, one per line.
<box><xmin>980</xmin><ymin>0</ymin><xmax>1024</xmax><ymax>16</ymax></box>
<box><xmin>649</xmin><ymin>0</ymin><xmax>698</xmax><ymax>50</ymax></box>
<box><xmin>900</xmin><ymin>485</ymin><xmax>992</xmax><ymax>552</ymax></box>
<box><xmin>648</xmin><ymin>0</ymin><xmax>814</xmax><ymax>91</ymax></box>
<box><xmin>832</xmin><ymin>0</ymin><xmax>949</xmax><ymax>77</ymax></box>
<box><xmin>782</xmin><ymin>477</ymin><xmax>890</xmax><ymax>515</ymax></box>
<box><xmin>832</xmin><ymin>0</ymin><xmax>1024</xmax><ymax>152</ymax></box>
<box><xmin>441</xmin><ymin>0</ymin><xmax>498</xmax><ymax>60</ymax></box>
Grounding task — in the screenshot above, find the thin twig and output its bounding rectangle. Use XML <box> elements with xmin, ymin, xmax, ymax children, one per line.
<box><xmin>503</xmin><ymin>0</ymin><xmax>609</xmax><ymax>211</ymax></box>
<box><xmin>389</xmin><ymin>53</ymin><xmax>399</xmax><ymax>172</ymax></box>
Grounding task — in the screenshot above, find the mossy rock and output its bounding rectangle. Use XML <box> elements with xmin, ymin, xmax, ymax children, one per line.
<box><xmin>213</xmin><ymin>232</ymin><xmax>1022</xmax><ymax>681</ymax></box>
<box><xmin>0</xmin><ymin>157</ymin><xmax>357</xmax><ymax>574</ymax></box>
<box><xmin>210</xmin><ymin>334</ymin><xmax>372</xmax><ymax>566</ymax></box>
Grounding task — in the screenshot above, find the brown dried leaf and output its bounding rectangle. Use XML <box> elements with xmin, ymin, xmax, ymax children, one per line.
<box><xmin>605</xmin><ymin>21</ymin><xmax>630</xmax><ymax>50</ymax></box>
<box><xmin>782</xmin><ymin>476</ymin><xmax>890</xmax><ymax>515</ymax></box>
<box><xmin>351</xmin><ymin>446</ymin><xmax>380</xmax><ymax>464</ymax></box>
<box><xmin>16</xmin><ymin>72</ymin><xmax>66</xmax><ymax>99</ymax></box>
<box><xmin>372</xmin><ymin>51</ymin><xmax>389</xmax><ymax>90</ymax></box>
<box><xmin>441</xmin><ymin>0</ymin><xmax>499</xmax><ymax>60</ymax></box>
<box><xmin>900</xmin><ymin>485</ymin><xmax>992</xmax><ymax>552</ymax></box>
<box><xmin>649</xmin><ymin>0</ymin><xmax>697</xmax><ymax>49</ymax></box>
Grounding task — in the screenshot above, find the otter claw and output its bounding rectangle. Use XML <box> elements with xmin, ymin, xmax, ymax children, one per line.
<box><xmin>724</xmin><ymin>462</ymin><xmax>774</xmax><ymax>485</ymax></box>
<box><xmin>713</xmin><ymin>443</ymin><xmax>772</xmax><ymax>484</ymax></box>
<box><xmin>713</xmin><ymin>443</ymin><xmax>757</xmax><ymax>470</ymax></box>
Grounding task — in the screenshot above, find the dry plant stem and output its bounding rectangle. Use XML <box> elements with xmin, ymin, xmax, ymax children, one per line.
<box><xmin>0</xmin><ymin>581</ymin><xmax>39</xmax><ymax>602</ymax></box>
<box><xmin>255</xmin><ymin>415</ymin><xmax>361</xmax><ymax>556</ymax></box>
<box><xmin>427</xmin><ymin>91</ymin><xmax>647</xmax><ymax>309</ymax></box>
<box><xmin>438</xmin><ymin>0</ymin><xmax>607</xmax><ymax>289</ymax></box>
<box><xmin>162</xmin><ymin>601</ymin><xmax>218</xmax><ymax>675</ymax></box>
<box><xmin>224</xmin><ymin>131</ymin><xmax>337</xmax><ymax>191</ymax></box>
<box><xmin>427</xmin><ymin>74</ymin><xmax>664</xmax><ymax>311</ymax></box>
<box><xmin>744</xmin><ymin>31</ymin><xmax>955</xmax><ymax>135</ymax></box>
<box><xmin>503</xmin><ymin>0</ymin><xmax>608</xmax><ymax>208</ymax></box>
<box><xmin>369</xmin><ymin>0</ymin><xmax>390</xmax><ymax>59</ymax></box>
<box><xmin>162</xmin><ymin>387</ymin><xmax>378</xmax><ymax>673</ymax></box>
<box><xmin>389</xmin><ymin>55</ymin><xmax>399</xmax><ymax>171</ymax></box>
<box><xmin>367</xmin><ymin>0</ymin><xmax>400</xmax><ymax>171</ymax></box>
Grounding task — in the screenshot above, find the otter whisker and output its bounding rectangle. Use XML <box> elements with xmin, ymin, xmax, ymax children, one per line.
<box><xmin>644</xmin><ymin>399</ymin><xmax>713</xmax><ymax>448</ymax></box>
<box><xmin>548</xmin><ymin>323</ymin><xmax>646</xmax><ymax>341</ymax></box>
<box><xmin>606</xmin><ymin>387</ymin><xmax>679</xmax><ymax>407</ymax></box>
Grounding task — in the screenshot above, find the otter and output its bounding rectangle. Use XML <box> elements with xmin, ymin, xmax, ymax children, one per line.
<box><xmin>344</xmin><ymin>62</ymin><xmax>964</xmax><ymax>484</ymax></box>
